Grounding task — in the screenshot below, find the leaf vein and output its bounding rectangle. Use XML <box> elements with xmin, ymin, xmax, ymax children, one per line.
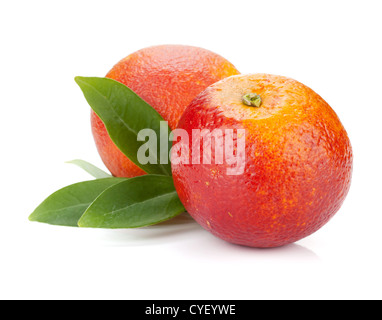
<box><xmin>105</xmin><ymin>191</ymin><xmax>179</xmax><ymax>216</ymax></box>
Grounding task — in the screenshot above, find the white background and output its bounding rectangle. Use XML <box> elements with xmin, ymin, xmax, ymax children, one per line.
<box><xmin>1</xmin><ymin>0</ymin><xmax>381</xmax><ymax>300</ymax></box>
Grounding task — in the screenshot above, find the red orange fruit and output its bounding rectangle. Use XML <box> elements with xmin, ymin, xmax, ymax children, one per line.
<box><xmin>172</xmin><ymin>73</ymin><xmax>353</xmax><ymax>248</ymax></box>
<box><xmin>91</xmin><ymin>45</ymin><xmax>240</xmax><ymax>177</ymax></box>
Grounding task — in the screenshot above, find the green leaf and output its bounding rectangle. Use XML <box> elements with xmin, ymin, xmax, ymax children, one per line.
<box><xmin>29</xmin><ymin>178</ymin><xmax>127</xmax><ymax>227</ymax></box>
<box><xmin>66</xmin><ymin>159</ymin><xmax>112</xmax><ymax>179</ymax></box>
<box><xmin>75</xmin><ymin>76</ymin><xmax>172</xmax><ymax>176</ymax></box>
<box><xmin>78</xmin><ymin>175</ymin><xmax>185</xmax><ymax>228</ymax></box>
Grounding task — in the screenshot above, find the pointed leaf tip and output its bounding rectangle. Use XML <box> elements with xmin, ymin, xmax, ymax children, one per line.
<box><xmin>66</xmin><ymin>159</ymin><xmax>112</xmax><ymax>179</ymax></box>
<box><xmin>29</xmin><ymin>178</ymin><xmax>127</xmax><ymax>227</ymax></box>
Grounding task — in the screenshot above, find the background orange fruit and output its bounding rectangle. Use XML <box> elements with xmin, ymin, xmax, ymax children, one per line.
<box><xmin>171</xmin><ymin>74</ymin><xmax>353</xmax><ymax>248</ymax></box>
<box><xmin>91</xmin><ymin>45</ymin><xmax>240</xmax><ymax>177</ymax></box>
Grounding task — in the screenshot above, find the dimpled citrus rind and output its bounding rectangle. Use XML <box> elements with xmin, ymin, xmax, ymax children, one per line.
<box><xmin>92</xmin><ymin>45</ymin><xmax>240</xmax><ymax>177</ymax></box>
<box><xmin>172</xmin><ymin>74</ymin><xmax>353</xmax><ymax>248</ymax></box>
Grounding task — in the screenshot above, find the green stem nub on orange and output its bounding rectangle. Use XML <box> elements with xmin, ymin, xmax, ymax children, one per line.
<box><xmin>242</xmin><ymin>93</ymin><xmax>262</xmax><ymax>107</ymax></box>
